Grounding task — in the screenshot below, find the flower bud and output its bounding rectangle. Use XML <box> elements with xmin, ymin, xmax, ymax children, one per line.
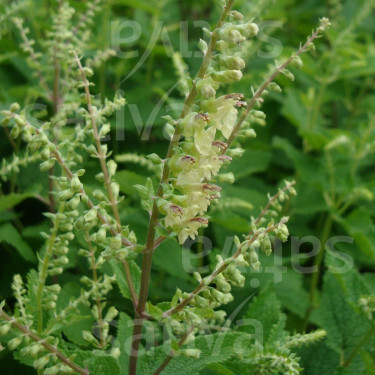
<box><xmin>58</xmin><ymin>189</ymin><xmax>74</xmax><ymax>202</ymax></box>
<box><xmin>107</xmin><ymin>160</ymin><xmax>117</xmax><ymax>176</ymax></box>
<box><xmin>34</xmin><ymin>354</ymin><xmax>50</xmax><ymax>370</ymax></box>
<box><xmin>40</xmin><ymin>158</ymin><xmax>55</xmax><ymax>172</ymax></box>
<box><xmin>10</xmin><ymin>125</ymin><xmax>20</xmax><ymax>139</ymax></box>
<box><xmin>66</xmin><ymin>195</ymin><xmax>81</xmax><ymax>210</ymax></box>
<box><xmin>15</xmin><ymin>116</ymin><xmax>26</xmax><ymax>127</ymax></box>
<box><xmin>180</xmin><ymin>349</ymin><xmax>201</xmax><ymax>359</ymax></box>
<box><xmin>10</xmin><ymin>103</ymin><xmax>20</xmax><ymax>113</ymax></box>
<box><xmin>212</xmin><ymin>70</ymin><xmax>243</xmax><ymax>84</ymax></box>
<box><xmin>8</xmin><ymin>336</ymin><xmax>23</xmax><ymax>350</ymax></box>
<box><xmin>70</xmin><ymin>176</ymin><xmax>82</xmax><ymax>192</ymax></box>
<box><xmin>230</xmin><ymin>10</ymin><xmax>244</xmax><ymax>20</ymax></box>
<box><xmin>109</xmin><ymin>236</ymin><xmax>122</xmax><ymax>250</ymax></box>
<box><xmin>237</xmin><ymin>22</ymin><xmax>259</xmax><ymax>38</ymax></box>
<box><xmin>0</xmin><ymin>322</ymin><xmax>11</xmax><ymax>336</ymax></box>
<box><xmin>96</xmin><ymin>227</ymin><xmax>107</xmax><ymax>243</ymax></box>
<box><xmin>217</xmin><ymin>55</ymin><xmax>245</xmax><ymax>70</ymax></box>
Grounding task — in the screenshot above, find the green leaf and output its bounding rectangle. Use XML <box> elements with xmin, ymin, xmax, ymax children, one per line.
<box><xmin>87</xmin><ymin>352</ymin><xmax>121</xmax><ymax>375</ymax></box>
<box><xmin>110</xmin><ymin>259</ymin><xmax>141</xmax><ymax>300</ymax></box>
<box><xmin>0</xmin><ymin>192</ymin><xmax>35</xmax><ymax>212</ymax></box>
<box><xmin>117</xmin><ymin>312</ymin><xmax>133</xmax><ymax>374</ymax></box>
<box><xmin>144</xmin><ymin>332</ymin><xmax>252</xmax><ymax>375</ymax></box>
<box><xmin>317</xmin><ymin>261</ymin><xmax>374</xmax><ymax>373</ymax></box>
<box><xmin>0</xmin><ymin>222</ymin><xmax>35</xmax><ymax>262</ymax></box>
<box><xmin>239</xmin><ymin>284</ymin><xmax>286</xmax><ymax>346</ymax></box>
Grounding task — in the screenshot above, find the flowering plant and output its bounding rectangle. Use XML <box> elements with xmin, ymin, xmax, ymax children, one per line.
<box><xmin>0</xmin><ymin>1</ymin><xmax>337</xmax><ymax>374</ymax></box>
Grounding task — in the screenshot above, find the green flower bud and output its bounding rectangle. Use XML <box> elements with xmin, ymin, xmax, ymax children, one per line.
<box><xmin>34</xmin><ymin>355</ymin><xmax>50</xmax><ymax>370</ymax></box>
<box><xmin>237</xmin><ymin>21</ymin><xmax>259</xmax><ymax>38</ymax></box>
<box><xmin>48</xmin><ymin>267</ymin><xmax>63</xmax><ymax>276</ymax></box>
<box><xmin>8</xmin><ymin>336</ymin><xmax>23</xmax><ymax>350</ymax></box>
<box><xmin>84</xmin><ymin>208</ymin><xmax>97</xmax><ymax>222</ymax></box>
<box><xmin>58</xmin><ymin>189</ymin><xmax>74</xmax><ymax>202</ymax></box>
<box><xmin>0</xmin><ymin>322</ymin><xmax>12</xmax><ymax>336</ymax></box>
<box><xmin>1</xmin><ymin>117</ymin><xmax>10</xmax><ymax>126</ymax></box>
<box><xmin>261</xmin><ymin>236</ymin><xmax>272</xmax><ymax>256</ymax></box>
<box><xmin>269</xmin><ymin>82</ymin><xmax>282</xmax><ymax>93</ymax></box>
<box><xmin>15</xmin><ymin>116</ymin><xmax>26</xmax><ymax>127</ymax></box>
<box><xmin>82</xmin><ymin>330</ymin><xmax>98</xmax><ymax>345</ymax></box>
<box><xmin>219</xmin><ymin>27</ymin><xmax>245</xmax><ymax>44</ymax></box>
<box><xmin>44</xmin><ymin>365</ymin><xmax>60</xmax><ymax>375</ymax></box>
<box><xmin>109</xmin><ymin>236</ymin><xmax>122</xmax><ymax>250</ymax></box>
<box><xmin>66</xmin><ymin>195</ymin><xmax>81</xmax><ymax>210</ymax></box>
<box><xmin>83</xmin><ymin>67</ymin><xmax>94</xmax><ymax>77</ymax></box>
<box><xmin>180</xmin><ymin>349</ymin><xmax>201</xmax><ymax>359</ymax></box>
<box><xmin>217</xmin><ymin>55</ymin><xmax>246</xmax><ymax>70</ymax></box>
<box><xmin>292</xmin><ymin>55</ymin><xmax>303</xmax><ymax>69</ymax></box>
<box><xmin>212</xmin><ymin>70</ymin><xmax>243</xmax><ymax>84</ymax></box>
<box><xmin>10</xmin><ymin>125</ymin><xmax>21</xmax><ymax>139</ymax></box>
<box><xmin>100</xmin><ymin>123</ymin><xmax>111</xmax><ymax>137</ymax></box>
<box><xmin>10</xmin><ymin>103</ymin><xmax>21</xmax><ymax>113</ymax></box>
<box><xmin>74</xmin><ymin>216</ymin><xmax>85</xmax><ymax>230</ymax></box>
<box><xmin>230</xmin><ymin>10</ymin><xmax>244</xmax><ymax>20</ymax></box>
<box><xmin>40</xmin><ymin>158</ymin><xmax>55</xmax><ymax>172</ymax></box>
<box><xmin>96</xmin><ymin>227</ymin><xmax>107</xmax><ymax>243</ymax></box>
<box><xmin>95</xmin><ymin>172</ymin><xmax>105</xmax><ymax>182</ymax></box>
<box><xmin>107</xmin><ymin>160</ymin><xmax>117</xmax><ymax>176</ymax></box>
<box><xmin>40</xmin><ymin>147</ymin><xmax>51</xmax><ymax>160</ymax></box>
<box><xmin>105</xmin><ymin>306</ymin><xmax>118</xmax><ymax>321</ymax></box>
<box><xmin>70</xmin><ymin>176</ymin><xmax>82</xmax><ymax>192</ymax></box>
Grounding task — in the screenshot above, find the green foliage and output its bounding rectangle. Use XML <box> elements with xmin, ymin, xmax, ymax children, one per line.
<box><xmin>0</xmin><ymin>0</ymin><xmax>374</xmax><ymax>374</ymax></box>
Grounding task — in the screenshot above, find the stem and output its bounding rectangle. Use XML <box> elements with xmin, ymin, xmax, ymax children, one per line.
<box><xmin>226</xmin><ymin>28</ymin><xmax>322</xmax><ymax>149</ymax></box>
<box><xmin>75</xmin><ymin>52</ymin><xmax>138</xmax><ymax>311</ymax></box>
<box><xmin>36</xmin><ymin>203</ymin><xmax>65</xmax><ymax>333</ymax></box>
<box><xmin>14</xmin><ymin>19</ymin><xmax>52</xmax><ymax>99</ymax></box>
<box><xmin>162</xmin><ymin>220</ymin><xmax>286</xmax><ymax>318</ymax></box>
<box><xmin>85</xmin><ymin>231</ymin><xmax>105</xmax><ymax>348</ymax></box>
<box><xmin>250</xmin><ymin>181</ymin><xmax>295</xmax><ymax>233</ymax></box>
<box><xmin>152</xmin><ymin>327</ymin><xmax>195</xmax><ymax>375</ymax></box>
<box><xmin>128</xmin><ymin>2</ymin><xmax>236</xmax><ymax>374</ymax></box>
<box><xmin>0</xmin><ymin>309</ymin><xmax>89</xmax><ymax>375</ymax></box>
<box><xmin>9</xmin><ymin>114</ymin><xmax>135</xmax><ymax>250</ymax></box>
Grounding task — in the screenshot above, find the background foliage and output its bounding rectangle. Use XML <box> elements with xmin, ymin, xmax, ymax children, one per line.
<box><xmin>0</xmin><ymin>0</ymin><xmax>375</xmax><ymax>374</ymax></box>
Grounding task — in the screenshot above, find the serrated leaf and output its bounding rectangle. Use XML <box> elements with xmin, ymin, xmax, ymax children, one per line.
<box><xmin>110</xmin><ymin>259</ymin><xmax>141</xmax><ymax>300</ymax></box>
<box><xmin>143</xmin><ymin>332</ymin><xmax>252</xmax><ymax>375</ymax></box>
<box><xmin>87</xmin><ymin>352</ymin><xmax>121</xmax><ymax>375</ymax></box>
<box><xmin>239</xmin><ymin>284</ymin><xmax>286</xmax><ymax>347</ymax></box>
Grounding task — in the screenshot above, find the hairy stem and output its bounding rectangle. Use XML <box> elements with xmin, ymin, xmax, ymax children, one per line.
<box><xmin>74</xmin><ymin>51</ymin><xmax>138</xmax><ymax>312</ymax></box>
<box><xmin>85</xmin><ymin>231</ymin><xmax>105</xmax><ymax>348</ymax></box>
<box><xmin>128</xmin><ymin>1</ymin><xmax>236</xmax><ymax>374</ymax></box>
<box><xmin>161</xmin><ymin>220</ymin><xmax>286</xmax><ymax>318</ymax></box>
<box><xmin>36</xmin><ymin>203</ymin><xmax>64</xmax><ymax>333</ymax></box>
<box><xmin>226</xmin><ymin>28</ymin><xmax>322</xmax><ymax>148</ymax></box>
<box><xmin>0</xmin><ymin>309</ymin><xmax>89</xmax><ymax>375</ymax></box>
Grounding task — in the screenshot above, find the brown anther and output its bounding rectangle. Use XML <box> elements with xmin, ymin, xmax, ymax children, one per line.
<box><xmin>209</xmin><ymin>194</ymin><xmax>221</xmax><ymax>200</ymax></box>
<box><xmin>225</xmin><ymin>93</ymin><xmax>244</xmax><ymax>100</ymax></box>
<box><xmin>212</xmin><ymin>141</ymin><xmax>228</xmax><ymax>149</ymax></box>
<box><xmin>218</xmin><ymin>155</ymin><xmax>232</xmax><ymax>162</ymax></box>
<box><xmin>170</xmin><ymin>204</ymin><xmax>183</xmax><ymax>215</ymax></box>
<box><xmin>195</xmin><ymin>113</ymin><xmax>210</xmax><ymax>122</ymax></box>
<box><xmin>190</xmin><ymin>217</ymin><xmax>209</xmax><ymax>225</ymax></box>
<box><xmin>235</xmin><ymin>101</ymin><xmax>247</xmax><ymax>108</ymax></box>
<box><xmin>181</xmin><ymin>155</ymin><xmax>196</xmax><ymax>164</ymax></box>
<box><xmin>203</xmin><ymin>183</ymin><xmax>222</xmax><ymax>192</ymax></box>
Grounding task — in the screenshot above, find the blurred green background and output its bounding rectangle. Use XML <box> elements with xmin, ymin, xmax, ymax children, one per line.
<box><xmin>0</xmin><ymin>0</ymin><xmax>375</xmax><ymax>373</ymax></box>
